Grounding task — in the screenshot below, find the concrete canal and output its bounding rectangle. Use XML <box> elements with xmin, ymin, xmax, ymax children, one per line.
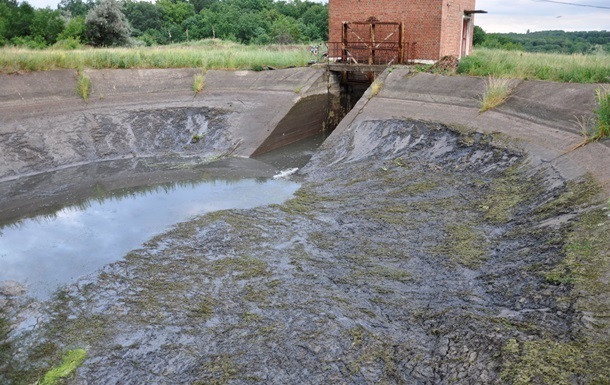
<box><xmin>0</xmin><ymin>67</ymin><xmax>609</xmax><ymax>384</ymax></box>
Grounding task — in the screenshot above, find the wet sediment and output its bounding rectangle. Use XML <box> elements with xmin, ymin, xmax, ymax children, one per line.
<box><xmin>1</xmin><ymin>119</ymin><xmax>609</xmax><ymax>384</ymax></box>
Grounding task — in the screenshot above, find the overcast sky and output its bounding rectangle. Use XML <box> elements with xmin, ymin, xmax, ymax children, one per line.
<box><xmin>23</xmin><ymin>0</ymin><xmax>610</xmax><ymax>34</ymax></box>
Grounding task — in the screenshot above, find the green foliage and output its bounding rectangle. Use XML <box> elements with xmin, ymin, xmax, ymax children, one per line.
<box><xmin>30</xmin><ymin>8</ymin><xmax>65</xmax><ymax>46</ymax></box>
<box><xmin>0</xmin><ymin>40</ymin><xmax>312</xmax><ymax>73</ymax></box>
<box><xmin>474</xmin><ymin>28</ymin><xmax>610</xmax><ymax>55</ymax></box>
<box><xmin>52</xmin><ymin>37</ymin><xmax>84</xmax><ymax>50</ymax></box>
<box><xmin>40</xmin><ymin>348</ymin><xmax>87</xmax><ymax>385</ymax></box>
<box><xmin>57</xmin><ymin>16</ymin><xmax>87</xmax><ymax>43</ymax></box>
<box><xmin>85</xmin><ymin>0</ymin><xmax>131</xmax><ymax>47</ymax></box>
<box><xmin>58</xmin><ymin>0</ymin><xmax>94</xmax><ymax>18</ymax></box>
<box><xmin>473</xmin><ymin>25</ymin><xmax>486</xmax><ymax>46</ymax></box>
<box><xmin>122</xmin><ymin>0</ymin><xmax>164</xmax><ymax>38</ymax></box>
<box><xmin>594</xmin><ymin>86</ymin><xmax>610</xmax><ymax>140</ymax></box>
<box><xmin>1</xmin><ymin>0</ymin><xmax>327</xmax><ymax>48</ymax></box>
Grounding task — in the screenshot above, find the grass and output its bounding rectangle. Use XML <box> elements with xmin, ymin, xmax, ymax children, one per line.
<box><xmin>40</xmin><ymin>348</ymin><xmax>87</xmax><ymax>385</ymax></box>
<box><xmin>571</xmin><ymin>86</ymin><xmax>610</xmax><ymax>148</ymax></box>
<box><xmin>502</xmin><ymin>176</ymin><xmax>610</xmax><ymax>385</ymax></box>
<box><xmin>479</xmin><ymin>76</ymin><xmax>515</xmax><ymax>112</ymax></box>
<box><xmin>368</xmin><ymin>80</ymin><xmax>383</xmax><ymax>99</ymax></box>
<box><xmin>593</xmin><ymin>86</ymin><xmax>610</xmax><ymax>139</ymax></box>
<box><xmin>193</xmin><ymin>72</ymin><xmax>205</xmax><ymax>93</ymax></box>
<box><xmin>76</xmin><ymin>71</ymin><xmax>91</xmax><ymax>102</ymax></box>
<box><xmin>458</xmin><ymin>48</ymin><xmax>610</xmax><ymax>83</ymax></box>
<box><xmin>0</xmin><ymin>39</ymin><xmax>313</xmax><ymax>73</ymax></box>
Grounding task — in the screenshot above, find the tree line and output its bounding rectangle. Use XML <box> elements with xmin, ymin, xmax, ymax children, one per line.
<box><xmin>0</xmin><ymin>0</ymin><xmax>328</xmax><ymax>48</ymax></box>
<box><xmin>474</xmin><ymin>27</ymin><xmax>610</xmax><ymax>54</ymax></box>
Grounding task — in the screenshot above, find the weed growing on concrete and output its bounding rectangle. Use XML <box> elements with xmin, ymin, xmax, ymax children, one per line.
<box><xmin>369</xmin><ymin>81</ymin><xmax>383</xmax><ymax>99</ymax></box>
<box><xmin>479</xmin><ymin>76</ymin><xmax>514</xmax><ymax>112</ymax></box>
<box><xmin>40</xmin><ymin>348</ymin><xmax>86</xmax><ymax>385</ymax></box>
<box><xmin>593</xmin><ymin>86</ymin><xmax>610</xmax><ymax>139</ymax></box>
<box><xmin>193</xmin><ymin>73</ymin><xmax>205</xmax><ymax>93</ymax></box>
<box><xmin>294</xmin><ymin>85</ymin><xmax>303</xmax><ymax>94</ymax></box>
<box><xmin>76</xmin><ymin>71</ymin><xmax>91</xmax><ymax>102</ymax></box>
<box><xmin>572</xmin><ymin>87</ymin><xmax>610</xmax><ymax>149</ymax></box>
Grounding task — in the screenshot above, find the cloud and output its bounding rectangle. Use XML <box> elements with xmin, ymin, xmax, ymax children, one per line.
<box><xmin>476</xmin><ymin>0</ymin><xmax>610</xmax><ymax>32</ymax></box>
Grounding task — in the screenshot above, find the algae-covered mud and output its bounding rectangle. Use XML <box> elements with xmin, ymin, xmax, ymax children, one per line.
<box><xmin>1</xmin><ymin>120</ymin><xmax>609</xmax><ymax>384</ymax></box>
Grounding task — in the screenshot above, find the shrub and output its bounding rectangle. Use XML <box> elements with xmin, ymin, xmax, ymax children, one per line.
<box><xmin>85</xmin><ymin>0</ymin><xmax>131</xmax><ymax>47</ymax></box>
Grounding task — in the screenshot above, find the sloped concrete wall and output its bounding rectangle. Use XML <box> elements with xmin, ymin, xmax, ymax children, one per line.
<box><xmin>330</xmin><ymin>68</ymin><xmax>610</xmax><ymax>192</ymax></box>
<box><xmin>0</xmin><ymin>67</ymin><xmax>330</xmax><ymax>181</ymax></box>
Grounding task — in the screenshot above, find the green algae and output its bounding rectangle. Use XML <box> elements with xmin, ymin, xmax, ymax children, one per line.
<box><xmin>40</xmin><ymin>349</ymin><xmax>86</xmax><ymax>385</ymax></box>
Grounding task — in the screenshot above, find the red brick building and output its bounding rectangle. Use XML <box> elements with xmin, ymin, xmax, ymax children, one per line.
<box><xmin>328</xmin><ymin>0</ymin><xmax>479</xmax><ymax>64</ymax></box>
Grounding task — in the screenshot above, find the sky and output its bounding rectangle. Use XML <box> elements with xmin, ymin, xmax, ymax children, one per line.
<box><xmin>23</xmin><ymin>0</ymin><xmax>610</xmax><ymax>34</ymax></box>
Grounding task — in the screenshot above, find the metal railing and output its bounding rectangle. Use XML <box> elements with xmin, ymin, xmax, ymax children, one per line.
<box><xmin>326</xmin><ymin>42</ymin><xmax>418</xmax><ymax>65</ymax></box>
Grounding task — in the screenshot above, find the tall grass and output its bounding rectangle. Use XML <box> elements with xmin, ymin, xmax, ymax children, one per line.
<box><xmin>594</xmin><ymin>86</ymin><xmax>610</xmax><ymax>139</ymax></box>
<box><xmin>0</xmin><ymin>39</ymin><xmax>313</xmax><ymax>73</ymax></box>
<box><xmin>459</xmin><ymin>48</ymin><xmax>610</xmax><ymax>83</ymax></box>
<box><xmin>76</xmin><ymin>71</ymin><xmax>92</xmax><ymax>101</ymax></box>
<box><xmin>479</xmin><ymin>76</ymin><xmax>515</xmax><ymax>112</ymax></box>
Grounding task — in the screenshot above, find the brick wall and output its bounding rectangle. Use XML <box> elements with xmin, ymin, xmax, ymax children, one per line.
<box><xmin>439</xmin><ymin>0</ymin><xmax>476</xmax><ymax>58</ymax></box>
<box><xmin>329</xmin><ymin>0</ymin><xmax>476</xmax><ymax>61</ymax></box>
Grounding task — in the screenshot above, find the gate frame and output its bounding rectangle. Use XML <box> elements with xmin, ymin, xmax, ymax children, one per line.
<box><xmin>341</xmin><ymin>21</ymin><xmax>404</xmax><ymax>65</ymax></box>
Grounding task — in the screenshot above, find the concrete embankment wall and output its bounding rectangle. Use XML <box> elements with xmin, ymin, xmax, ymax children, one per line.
<box><xmin>0</xmin><ymin>67</ymin><xmax>330</xmax><ymax>181</ymax></box>
<box><xmin>331</xmin><ymin>68</ymin><xmax>610</xmax><ymax>192</ymax></box>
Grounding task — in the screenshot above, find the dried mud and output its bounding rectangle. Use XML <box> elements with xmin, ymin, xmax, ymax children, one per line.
<box><xmin>1</xmin><ymin>119</ymin><xmax>609</xmax><ymax>384</ymax></box>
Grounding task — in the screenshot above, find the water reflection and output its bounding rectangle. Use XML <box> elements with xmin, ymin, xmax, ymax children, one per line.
<box><xmin>0</xmin><ymin>175</ymin><xmax>299</xmax><ymax>300</ymax></box>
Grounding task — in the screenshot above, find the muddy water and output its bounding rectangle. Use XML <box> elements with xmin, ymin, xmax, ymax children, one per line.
<box><xmin>0</xmin><ymin>137</ymin><xmax>323</xmax><ymax>300</ymax></box>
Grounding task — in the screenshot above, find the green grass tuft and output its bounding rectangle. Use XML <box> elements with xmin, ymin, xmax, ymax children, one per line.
<box><xmin>76</xmin><ymin>72</ymin><xmax>91</xmax><ymax>102</ymax></box>
<box><xmin>40</xmin><ymin>348</ymin><xmax>87</xmax><ymax>385</ymax></box>
<box><xmin>193</xmin><ymin>73</ymin><xmax>205</xmax><ymax>93</ymax></box>
<box><xmin>480</xmin><ymin>76</ymin><xmax>514</xmax><ymax>112</ymax></box>
<box><xmin>593</xmin><ymin>86</ymin><xmax>610</xmax><ymax>140</ymax></box>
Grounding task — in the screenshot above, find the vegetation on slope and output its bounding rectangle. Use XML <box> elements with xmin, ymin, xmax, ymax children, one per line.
<box><xmin>458</xmin><ymin>48</ymin><xmax>610</xmax><ymax>83</ymax></box>
<box><xmin>0</xmin><ymin>39</ymin><xmax>313</xmax><ymax>73</ymax></box>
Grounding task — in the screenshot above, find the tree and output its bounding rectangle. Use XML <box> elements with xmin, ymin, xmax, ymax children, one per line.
<box><xmin>123</xmin><ymin>0</ymin><xmax>164</xmax><ymax>37</ymax></box>
<box><xmin>58</xmin><ymin>0</ymin><xmax>94</xmax><ymax>18</ymax></box>
<box><xmin>85</xmin><ymin>0</ymin><xmax>131</xmax><ymax>46</ymax></box>
<box><xmin>30</xmin><ymin>8</ymin><xmax>65</xmax><ymax>45</ymax></box>
<box><xmin>157</xmin><ymin>0</ymin><xmax>194</xmax><ymax>26</ymax></box>
<box><xmin>57</xmin><ymin>15</ymin><xmax>87</xmax><ymax>42</ymax></box>
<box><xmin>473</xmin><ymin>25</ymin><xmax>486</xmax><ymax>46</ymax></box>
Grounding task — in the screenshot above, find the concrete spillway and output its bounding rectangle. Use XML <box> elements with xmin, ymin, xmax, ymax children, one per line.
<box><xmin>0</xmin><ymin>67</ymin><xmax>334</xmax><ymax>181</ymax></box>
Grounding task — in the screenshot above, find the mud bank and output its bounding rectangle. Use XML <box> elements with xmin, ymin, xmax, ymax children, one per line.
<box><xmin>2</xmin><ymin>119</ymin><xmax>609</xmax><ymax>384</ymax></box>
<box><xmin>0</xmin><ymin>67</ymin><xmax>331</xmax><ymax>181</ymax></box>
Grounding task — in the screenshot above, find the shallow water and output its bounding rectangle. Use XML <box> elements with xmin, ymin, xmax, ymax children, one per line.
<box><xmin>0</xmin><ymin>177</ymin><xmax>299</xmax><ymax>299</ymax></box>
<box><xmin>0</xmin><ymin>136</ymin><xmax>323</xmax><ymax>299</ymax></box>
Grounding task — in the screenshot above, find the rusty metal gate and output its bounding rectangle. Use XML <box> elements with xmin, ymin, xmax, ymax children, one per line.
<box><xmin>340</xmin><ymin>20</ymin><xmax>403</xmax><ymax>65</ymax></box>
